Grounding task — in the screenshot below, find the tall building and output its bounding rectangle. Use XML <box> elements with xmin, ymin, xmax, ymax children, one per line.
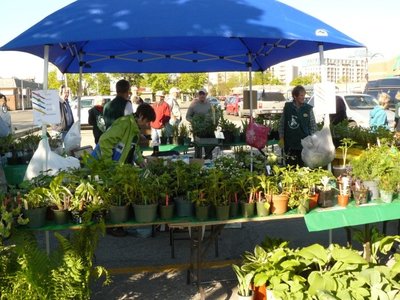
<box><xmin>270</xmin><ymin>63</ymin><xmax>299</xmax><ymax>85</ymax></box>
<box><xmin>300</xmin><ymin>57</ymin><xmax>367</xmax><ymax>84</ymax></box>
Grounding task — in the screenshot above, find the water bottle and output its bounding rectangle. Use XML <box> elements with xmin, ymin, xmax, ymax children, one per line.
<box><xmin>112</xmin><ymin>142</ymin><xmax>124</xmax><ymax>161</ymax></box>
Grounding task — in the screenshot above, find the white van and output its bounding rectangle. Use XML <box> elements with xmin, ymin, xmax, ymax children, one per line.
<box><xmin>308</xmin><ymin>93</ymin><xmax>394</xmax><ymax>128</ymax></box>
<box><xmin>71</xmin><ymin>95</ymin><xmax>113</xmax><ymax>125</ymax></box>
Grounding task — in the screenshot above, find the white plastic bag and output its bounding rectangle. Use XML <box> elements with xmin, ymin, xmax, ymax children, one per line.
<box><xmin>64</xmin><ymin>121</ymin><xmax>81</xmax><ymax>154</ymax></box>
<box><xmin>301</xmin><ymin>115</ymin><xmax>335</xmax><ymax>168</ymax></box>
<box><xmin>25</xmin><ymin>138</ymin><xmax>80</xmax><ymax>180</ymax></box>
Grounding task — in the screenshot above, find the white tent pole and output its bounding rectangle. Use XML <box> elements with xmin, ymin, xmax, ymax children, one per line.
<box><xmin>319</xmin><ymin>44</ymin><xmax>327</xmax><ymax>83</ymax></box>
<box><xmin>43</xmin><ymin>45</ymin><xmax>50</xmax><ymax>172</ymax></box>
<box><xmin>77</xmin><ymin>54</ymin><xmax>83</xmax><ymax>136</ymax></box>
<box><xmin>248</xmin><ymin>53</ymin><xmax>253</xmax><ymax>173</ymax></box>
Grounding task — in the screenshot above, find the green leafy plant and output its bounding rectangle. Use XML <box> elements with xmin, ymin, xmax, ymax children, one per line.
<box><xmin>232</xmin><ymin>264</ymin><xmax>254</xmax><ymax>297</ymax></box>
<box><xmin>0</xmin><ymin>223</ymin><xmax>110</xmax><ymax>299</ymax></box>
<box><xmin>337</xmin><ymin>137</ymin><xmax>356</xmax><ymax>167</ymax></box>
<box><xmin>21</xmin><ymin>187</ymin><xmax>48</xmax><ymax>209</ymax></box>
<box><xmin>44</xmin><ymin>173</ymin><xmax>73</xmax><ymax>210</ymax></box>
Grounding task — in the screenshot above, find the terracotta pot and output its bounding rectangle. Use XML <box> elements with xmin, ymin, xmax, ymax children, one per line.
<box><xmin>309</xmin><ymin>193</ymin><xmax>319</xmax><ymax>209</ymax></box>
<box><xmin>252</xmin><ymin>283</ymin><xmax>266</xmax><ymax>300</ymax></box>
<box><xmin>271</xmin><ymin>194</ymin><xmax>289</xmax><ymax>214</ymax></box>
<box><xmin>337</xmin><ymin>194</ymin><xmax>349</xmax><ymax>207</ymax></box>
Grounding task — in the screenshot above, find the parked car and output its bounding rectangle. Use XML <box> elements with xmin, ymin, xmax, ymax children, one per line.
<box><xmin>71</xmin><ymin>95</ymin><xmax>113</xmax><ymax>125</ymax></box>
<box><xmin>308</xmin><ymin>93</ymin><xmax>394</xmax><ymax>128</ymax></box>
<box><xmin>254</xmin><ymin>91</ymin><xmax>286</xmax><ymax>117</ymax></box>
<box><xmin>207</xmin><ymin>97</ymin><xmax>222</xmax><ymax>110</ymax></box>
<box><xmin>225</xmin><ymin>95</ymin><xmax>242</xmax><ymax>116</ymax></box>
<box><xmin>364</xmin><ymin>77</ymin><xmax>400</xmax><ymax>111</ymax></box>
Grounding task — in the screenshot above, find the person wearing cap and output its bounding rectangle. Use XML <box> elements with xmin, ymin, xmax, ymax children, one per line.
<box><xmin>186</xmin><ymin>88</ymin><xmax>213</xmax><ymax>122</ymax></box>
<box><xmin>150</xmin><ymin>91</ymin><xmax>171</xmax><ymax>145</ymax></box>
<box><xmin>186</xmin><ymin>88</ymin><xmax>217</xmax><ymax>159</ymax></box>
<box><xmin>103</xmin><ymin>79</ymin><xmax>133</xmax><ymax>129</ymax></box>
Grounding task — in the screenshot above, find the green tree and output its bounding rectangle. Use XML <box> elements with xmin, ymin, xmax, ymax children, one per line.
<box><xmin>143</xmin><ymin>73</ymin><xmax>170</xmax><ymax>93</ymax></box>
<box><xmin>252</xmin><ymin>71</ymin><xmax>282</xmax><ymax>85</ymax></box>
<box><xmin>178</xmin><ymin>73</ymin><xmax>208</xmax><ymax>95</ymax></box>
<box><xmin>111</xmin><ymin>73</ymin><xmax>145</xmax><ymax>88</ymax></box>
<box><xmin>95</xmin><ymin>74</ymin><xmax>111</xmax><ymax>95</ymax></box>
<box><xmin>47</xmin><ymin>69</ymin><xmax>62</xmax><ymax>90</ymax></box>
<box><xmin>290</xmin><ymin>73</ymin><xmax>320</xmax><ymax>86</ymax></box>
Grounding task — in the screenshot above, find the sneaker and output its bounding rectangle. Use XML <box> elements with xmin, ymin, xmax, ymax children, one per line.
<box><xmin>106</xmin><ymin>227</ymin><xmax>127</xmax><ymax>237</ymax></box>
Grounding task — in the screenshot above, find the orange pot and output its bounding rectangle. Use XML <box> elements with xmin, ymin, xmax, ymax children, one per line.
<box><xmin>337</xmin><ymin>194</ymin><xmax>349</xmax><ymax>207</ymax></box>
<box><xmin>271</xmin><ymin>194</ymin><xmax>289</xmax><ymax>214</ymax></box>
<box><xmin>309</xmin><ymin>193</ymin><xmax>319</xmax><ymax>209</ymax></box>
<box><xmin>252</xmin><ymin>283</ymin><xmax>266</xmax><ymax>300</ymax></box>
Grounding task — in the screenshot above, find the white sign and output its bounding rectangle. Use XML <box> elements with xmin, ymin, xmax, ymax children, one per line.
<box><xmin>313</xmin><ymin>82</ymin><xmax>336</xmax><ymax>114</ymax></box>
<box><xmin>32</xmin><ymin>90</ymin><xmax>61</xmax><ymax>125</ymax></box>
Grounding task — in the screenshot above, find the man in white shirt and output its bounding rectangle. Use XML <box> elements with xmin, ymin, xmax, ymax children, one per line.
<box><xmin>165</xmin><ymin>87</ymin><xmax>182</xmax><ymax>138</ymax></box>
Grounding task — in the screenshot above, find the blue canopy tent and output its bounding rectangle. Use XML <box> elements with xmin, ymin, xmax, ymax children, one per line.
<box><xmin>1</xmin><ymin>0</ymin><xmax>364</xmax><ymax>170</ymax></box>
<box><xmin>1</xmin><ymin>0</ymin><xmax>363</xmax><ymax>74</ymax></box>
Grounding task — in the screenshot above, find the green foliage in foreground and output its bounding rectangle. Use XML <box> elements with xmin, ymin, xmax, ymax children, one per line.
<box><xmin>235</xmin><ymin>235</ymin><xmax>400</xmax><ymax>299</ymax></box>
<box><xmin>0</xmin><ymin>223</ymin><xmax>110</xmax><ymax>300</ymax></box>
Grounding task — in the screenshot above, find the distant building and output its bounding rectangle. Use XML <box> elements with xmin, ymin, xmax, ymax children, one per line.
<box><xmin>270</xmin><ymin>63</ymin><xmax>299</xmax><ymax>85</ymax></box>
<box><xmin>300</xmin><ymin>57</ymin><xmax>367</xmax><ymax>84</ymax></box>
<box><xmin>0</xmin><ymin>78</ymin><xmax>43</xmax><ymax>110</ymax></box>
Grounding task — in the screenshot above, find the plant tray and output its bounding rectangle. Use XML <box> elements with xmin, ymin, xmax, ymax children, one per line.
<box><xmin>194</xmin><ymin>137</ymin><xmax>220</xmax><ymax>145</ymax></box>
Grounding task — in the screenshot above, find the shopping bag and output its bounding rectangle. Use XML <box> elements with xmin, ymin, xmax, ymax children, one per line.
<box><xmin>301</xmin><ymin>115</ymin><xmax>335</xmax><ymax>168</ymax></box>
<box><xmin>246</xmin><ymin>120</ymin><xmax>270</xmax><ymax>150</ymax></box>
<box><xmin>64</xmin><ymin>121</ymin><xmax>81</xmax><ymax>154</ymax></box>
<box><xmin>25</xmin><ymin>138</ymin><xmax>80</xmax><ymax>180</ymax></box>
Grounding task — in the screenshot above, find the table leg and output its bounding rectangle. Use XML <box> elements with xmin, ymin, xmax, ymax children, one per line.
<box><xmin>187</xmin><ymin>225</ymin><xmax>225</xmax><ymax>287</ymax></box>
<box><xmin>45</xmin><ymin>231</ymin><xmax>50</xmax><ymax>255</ymax></box>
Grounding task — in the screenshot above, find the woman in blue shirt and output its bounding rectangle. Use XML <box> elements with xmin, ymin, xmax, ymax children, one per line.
<box><xmin>369</xmin><ymin>92</ymin><xmax>390</xmax><ymax>130</ymax></box>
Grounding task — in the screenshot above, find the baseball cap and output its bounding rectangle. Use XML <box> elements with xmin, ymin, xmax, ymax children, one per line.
<box><xmin>169</xmin><ymin>87</ymin><xmax>180</xmax><ymax>94</ymax></box>
<box><xmin>198</xmin><ymin>88</ymin><xmax>207</xmax><ymax>94</ymax></box>
<box><xmin>155</xmin><ymin>91</ymin><xmax>165</xmax><ymax>97</ymax></box>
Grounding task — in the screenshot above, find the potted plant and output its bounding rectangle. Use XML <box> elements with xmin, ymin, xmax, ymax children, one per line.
<box><xmin>378</xmin><ymin>170</ymin><xmax>399</xmax><ymax>203</ymax></box>
<box><xmin>235</xmin><ymin>169</ymin><xmax>255</xmax><ymax>218</ymax></box>
<box><xmin>255</xmin><ymin>174</ymin><xmax>275</xmax><ymax>217</ymax></box>
<box><xmin>103</xmin><ymin>164</ymin><xmax>141</xmax><ymax>223</ymax></box>
<box><xmin>176</xmin><ymin>123</ymin><xmax>191</xmax><ymax>145</ymax></box>
<box><xmin>337</xmin><ymin>175</ymin><xmax>351</xmax><ymax>207</ymax></box>
<box><xmin>189</xmin><ymin>188</ymin><xmax>209</xmax><ymax>221</ymax></box>
<box><xmin>44</xmin><ymin>172</ymin><xmax>73</xmax><ymax>225</ymax></box>
<box><xmin>232</xmin><ymin>264</ymin><xmax>254</xmax><ymax>300</ymax></box>
<box><xmin>21</xmin><ymin>186</ymin><xmax>49</xmax><ymax>228</ymax></box>
<box><xmin>270</xmin><ymin>165</ymin><xmax>291</xmax><ymax>214</ymax></box>
<box><xmin>333</xmin><ymin>138</ymin><xmax>356</xmax><ymax>177</ymax></box>
<box><xmin>350</xmin><ymin>145</ymin><xmax>385</xmax><ymax>200</ymax></box>
<box><xmin>317</xmin><ymin>175</ymin><xmax>336</xmax><ymax>208</ymax></box>
<box><xmin>157</xmin><ymin>172</ymin><xmax>175</xmax><ymax>220</ymax></box>
<box><xmin>219</xmin><ymin>114</ymin><xmax>238</xmax><ymax>144</ymax></box>
<box><xmin>351</xmin><ymin>179</ymin><xmax>369</xmax><ymax>205</ymax></box>
<box><xmin>190</xmin><ymin>113</ymin><xmax>218</xmax><ymax>140</ymax></box>
<box><xmin>205</xmin><ymin>168</ymin><xmax>230</xmax><ymax>220</ymax></box>
<box><xmin>134</xmin><ymin>172</ymin><xmax>159</xmax><ymax>223</ymax></box>
<box><xmin>172</xmin><ymin>161</ymin><xmax>202</xmax><ymax>217</ymax></box>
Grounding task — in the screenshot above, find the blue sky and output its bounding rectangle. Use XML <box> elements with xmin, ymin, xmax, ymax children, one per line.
<box><xmin>0</xmin><ymin>0</ymin><xmax>399</xmax><ymax>82</ymax></box>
